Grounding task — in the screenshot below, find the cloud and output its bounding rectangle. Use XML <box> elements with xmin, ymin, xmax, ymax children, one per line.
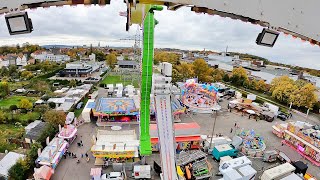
<box><xmin>0</xmin><ymin>3</ymin><xmax>319</xmax><ymax>70</ymax></box>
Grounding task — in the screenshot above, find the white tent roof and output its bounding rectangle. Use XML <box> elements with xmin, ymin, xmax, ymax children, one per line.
<box><xmin>0</xmin><ymin>152</ymin><xmax>25</xmax><ymax>177</ymax></box>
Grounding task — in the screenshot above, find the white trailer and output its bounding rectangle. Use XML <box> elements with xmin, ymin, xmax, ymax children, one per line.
<box><xmin>223</xmin><ymin>165</ymin><xmax>257</xmax><ymax>180</ymax></box>
<box><xmin>132</xmin><ymin>165</ymin><xmax>151</xmax><ymax>179</ymax></box>
<box><xmin>260</xmin><ymin>163</ymin><xmax>296</xmax><ymax>180</ymax></box>
<box><xmin>219</xmin><ymin>156</ymin><xmax>252</xmax><ymax>174</ymax></box>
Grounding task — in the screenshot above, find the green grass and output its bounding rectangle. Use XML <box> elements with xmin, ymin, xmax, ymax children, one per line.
<box><xmin>74</xmin><ymin>97</ymin><xmax>89</xmax><ymax>117</ymax></box>
<box><xmin>15</xmin><ymin>112</ymin><xmax>40</xmax><ymax>122</ymax></box>
<box><xmin>9</xmin><ymin>81</ymin><xmax>30</xmax><ymax>91</ymax></box>
<box><xmin>100</xmin><ymin>75</ymin><xmax>139</xmax><ymax>88</ymax></box>
<box><xmin>0</xmin><ymin>96</ymin><xmax>38</xmax><ymax>109</ymax></box>
<box><xmin>0</xmin><ymin>124</ymin><xmax>24</xmax><ymax>152</ymax></box>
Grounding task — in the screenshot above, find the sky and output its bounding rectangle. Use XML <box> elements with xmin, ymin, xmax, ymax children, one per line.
<box><xmin>0</xmin><ymin>1</ymin><xmax>319</xmax><ymax>70</ymax></box>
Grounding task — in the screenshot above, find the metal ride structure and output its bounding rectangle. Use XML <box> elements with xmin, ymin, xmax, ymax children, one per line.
<box><xmin>139</xmin><ymin>5</ymin><xmax>163</xmax><ymax>156</ymax></box>
<box><xmin>1</xmin><ymin>0</ymin><xmax>320</xmax><ymax>179</ymax></box>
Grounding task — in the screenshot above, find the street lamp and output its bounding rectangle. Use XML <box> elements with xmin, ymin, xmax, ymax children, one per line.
<box><xmin>209</xmin><ymin>103</ymin><xmax>222</xmax><ymax>153</ymax></box>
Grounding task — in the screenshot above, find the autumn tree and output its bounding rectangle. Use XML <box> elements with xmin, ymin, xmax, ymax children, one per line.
<box><xmin>230</xmin><ymin>67</ymin><xmax>248</xmax><ymax>86</ymax></box>
<box><xmin>21</xmin><ymin>71</ymin><xmax>34</xmax><ymax>80</ymax></box>
<box><xmin>222</xmin><ymin>73</ymin><xmax>230</xmax><ymax>82</ymax></box>
<box><xmin>18</xmin><ymin>98</ymin><xmax>33</xmax><ymax>110</ymax></box>
<box><xmin>31</xmin><ymin>80</ymin><xmax>50</xmax><ymax>94</ymax></box>
<box><xmin>289</xmin><ymin>83</ymin><xmax>318</xmax><ymax>109</ymax></box>
<box><xmin>0</xmin><ymin>80</ymin><xmax>9</xmax><ymax>98</ymax></box>
<box><xmin>192</xmin><ymin>59</ymin><xmax>212</xmax><ymax>82</ymax></box>
<box><xmin>106</xmin><ymin>53</ymin><xmax>118</xmax><ymax>70</ymax></box>
<box><xmin>270</xmin><ymin>76</ymin><xmax>297</xmax><ymax>103</ymax></box>
<box><xmin>175</xmin><ymin>62</ymin><xmax>194</xmax><ymax>81</ymax></box>
<box><xmin>154</xmin><ymin>51</ymin><xmax>180</xmax><ymax>65</ymax></box>
<box><xmin>256</xmin><ymin>80</ymin><xmax>267</xmax><ymax>92</ymax></box>
<box><xmin>43</xmin><ymin>110</ymin><xmax>66</xmax><ymax>127</ymax></box>
<box><xmin>211</xmin><ymin>68</ymin><xmax>225</xmax><ymax>82</ymax></box>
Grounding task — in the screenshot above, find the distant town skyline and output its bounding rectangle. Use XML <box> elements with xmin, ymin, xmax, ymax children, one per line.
<box><xmin>0</xmin><ymin>1</ymin><xmax>319</xmax><ymax>70</ymax></box>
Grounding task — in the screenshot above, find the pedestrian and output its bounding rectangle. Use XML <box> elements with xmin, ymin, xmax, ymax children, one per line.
<box><xmin>230</xmin><ymin>128</ymin><xmax>233</xmax><ymax>133</ymax></box>
<box><xmin>85</xmin><ymin>153</ymin><xmax>88</xmax><ymax>158</ymax></box>
<box><xmin>80</xmin><ymin>140</ymin><xmax>83</xmax><ymax>146</ymax></box>
<box><xmin>81</xmin><ymin>154</ymin><xmax>84</xmax><ymax>158</ymax></box>
<box><xmin>234</xmin><ymin>122</ymin><xmax>237</xmax><ymax>127</ymax></box>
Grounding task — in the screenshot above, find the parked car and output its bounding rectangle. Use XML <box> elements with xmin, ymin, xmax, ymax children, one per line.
<box><xmin>277</xmin><ymin>112</ymin><xmax>289</xmax><ymax>121</ymax></box>
<box><xmin>76</xmin><ymin>102</ymin><xmax>83</xmax><ymax>109</ymax></box>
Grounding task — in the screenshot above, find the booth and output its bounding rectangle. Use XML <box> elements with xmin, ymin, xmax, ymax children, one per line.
<box><xmin>91</xmin><ymin>130</ymin><xmax>139</xmax><ymax>162</ymax></box>
<box><xmin>36</xmin><ymin>138</ymin><xmax>69</xmax><ymax>169</ymax></box>
<box><xmin>150</xmin><ymin>123</ymin><xmax>201</xmax><ymax>152</ymax></box>
<box><xmin>58</xmin><ymin>124</ymin><xmax>77</xmax><ymax>144</ymax></box>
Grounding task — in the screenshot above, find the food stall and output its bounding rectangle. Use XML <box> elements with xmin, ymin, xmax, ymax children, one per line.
<box><xmin>91</xmin><ymin>130</ymin><xmax>139</xmax><ymax>164</ymax></box>
<box><xmin>36</xmin><ymin>138</ymin><xmax>69</xmax><ymax>169</ymax></box>
<box><xmin>58</xmin><ymin>124</ymin><xmax>77</xmax><ymax>144</ymax></box>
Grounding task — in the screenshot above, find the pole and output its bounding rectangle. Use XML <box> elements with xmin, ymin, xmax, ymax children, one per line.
<box><xmin>209</xmin><ymin>110</ymin><xmax>218</xmax><ymax>152</ymax></box>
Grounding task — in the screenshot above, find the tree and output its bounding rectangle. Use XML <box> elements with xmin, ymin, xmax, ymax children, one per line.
<box><xmin>211</xmin><ymin>68</ymin><xmax>225</xmax><ymax>82</ymax></box>
<box><xmin>48</xmin><ymin>102</ymin><xmax>56</xmax><ymax>109</ymax></box>
<box><xmin>8</xmin><ymin>159</ymin><xmax>28</xmax><ymax>180</ymax></box>
<box><xmin>106</xmin><ymin>53</ymin><xmax>117</xmax><ymax>70</ymax></box>
<box><xmin>0</xmin><ymin>110</ymin><xmax>6</xmax><ymax>123</ymax></box>
<box><xmin>192</xmin><ymin>59</ymin><xmax>211</xmax><ymax>82</ymax></box>
<box><xmin>18</xmin><ymin>98</ymin><xmax>33</xmax><ymax>110</ymax></box>
<box><xmin>37</xmin><ymin>124</ymin><xmax>57</xmax><ymax>147</ymax></box>
<box><xmin>8</xmin><ymin>65</ymin><xmax>18</xmax><ymax>76</ymax></box>
<box><xmin>175</xmin><ymin>62</ymin><xmax>194</xmax><ymax>81</ymax></box>
<box><xmin>289</xmin><ymin>83</ymin><xmax>318</xmax><ymax>109</ymax></box>
<box><xmin>0</xmin><ymin>81</ymin><xmax>10</xmax><ymax>98</ymax></box>
<box><xmin>270</xmin><ymin>76</ymin><xmax>297</xmax><ymax>103</ymax></box>
<box><xmin>21</xmin><ymin>71</ymin><xmax>34</xmax><ymax>80</ymax></box>
<box><xmin>0</xmin><ymin>67</ymin><xmax>9</xmax><ymax>77</ymax></box>
<box><xmin>26</xmin><ymin>142</ymin><xmax>42</xmax><ymax>169</ymax></box>
<box><xmin>31</xmin><ymin>80</ymin><xmax>50</xmax><ymax>94</ymax></box>
<box><xmin>256</xmin><ymin>80</ymin><xmax>267</xmax><ymax>92</ymax></box>
<box><xmin>230</xmin><ymin>67</ymin><xmax>248</xmax><ymax>86</ymax></box>
<box><xmin>93</xmin><ymin>50</ymin><xmax>106</xmax><ymax>62</ymax></box>
<box><xmin>43</xmin><ymin>110</ymin><xmax>66</xmax><ymax>127</ymax></box>
<box><xmin>9</xmin><ymin>105</ymin><xmax>18</xmax><ymax>119</ymax></box>
<box><xmin>222</xmin><ymin>73</ymin><xmax>230</xmax><ymax>82</ymax></box>
<box><xmin>34</xmin><ymin>104</ymin><xmax>49</xmax><ymax>114</ymax></box>
<box><xmin>69</xmin><ymin>79</ymin><xmax>77</xmax><ymax>87</ymax></box>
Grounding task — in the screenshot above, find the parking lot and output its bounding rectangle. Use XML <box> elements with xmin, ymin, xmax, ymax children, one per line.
<box><xmin>52</xmin><ymin>98</ymin><xmax>320</xmax><ymax>180</ymax></box>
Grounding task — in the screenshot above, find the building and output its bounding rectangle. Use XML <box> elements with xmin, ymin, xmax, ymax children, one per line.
<box><xmin>16</xmin><ymin>54</ymin><xmax>28</xmax><ymax>68</ymax></box>
<box><xmin>59</xmin><ymin>61</ymin><xmax>100</xmax><ymax>77</ymax></box>
<box><xmin>25</xmin><ymin>120</ymin><xmax>48</xmax><ymax>144</ymax></box>
<box><xmin>117</xmin><ymin>60</ymin><xmax>138</xmax><ymax>69</ymax></box>
<box><xmin>33</xmin><ymin>52</ymin><xmax>70</xmax><ymax>63</ymax></box>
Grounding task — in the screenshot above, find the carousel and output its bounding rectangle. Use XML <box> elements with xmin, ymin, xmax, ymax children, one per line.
<box><xmin>238</xmin><ymin>129</ymin><xmax>266</xmax><ymax>158</ymax></box>
<box><xmin>181</xmin><ymin>79</ymin><xmax>219</xmax><ymax>113</ymax></box>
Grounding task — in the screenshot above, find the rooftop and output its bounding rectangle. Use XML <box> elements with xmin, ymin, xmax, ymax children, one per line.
<box><xmin>117</xmin><ymin>60</ymin><xmax>138</xmax><ymax>66</ymax></box>
<box><xmin>25</xmin><ymin>121</ymin><xmax>48</xmax><ymax>140</ymax></box>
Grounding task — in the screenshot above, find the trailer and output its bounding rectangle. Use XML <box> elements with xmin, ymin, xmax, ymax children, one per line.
<box><xmin>204</xmin><ymin>136</ymin><xmax>232</xmax><ymax>154</ymax></box>
<box><xmin>132</xmin><ymin>165</ymin><xmax>151</xmax><ymax>179</ymax></box>
<box><xmin>219</xmin><ymin>156</ymin><xmax>256</xmax><ymax>180</ymax></box>
<box><xmin>260</xmin><ymin>163</ymin><xmax>296</xmax><ymax>180</ymax></box>
<box><xmin>212</xmin><ymin>144</ymin><xmax>238</xmax><ymax>161</ymax></box>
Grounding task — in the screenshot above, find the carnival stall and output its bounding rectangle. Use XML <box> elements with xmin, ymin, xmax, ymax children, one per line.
<box><xmin>36</xmin><ymin>138</ymin><xmax>69</xmax><ymax>169</ymax></box>
<box><xmin>58</xmin><ymin>124</ymin><xmax>77</xmax><ymax>144</ymax></box>
<box><xmin>150</xmin><ymin>123</ymin><xmax>201</xmax><ymax>152</ymax></box>
<box><xmin>272</xmin><ymin>121</ymin><xmax>320</xmax><ymax>166</ymax></box>
<box><xmin>91</xmin><ymin>130</ymin><xmax>140</xmax><ymax>165</ymax></box>
<box><xmin>238</xmin><ymin>129</ymin><xmax>266</xmax><ymax>158</ymax></box>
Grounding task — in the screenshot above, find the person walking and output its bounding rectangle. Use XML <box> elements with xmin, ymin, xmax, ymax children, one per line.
<box><xmin>234</xmin><ymin>122</ymin><xmax>237</xmax><ymax>127</ymax></box>
<box><xmin>85</xmin><ymin>153</ymin><xmax>88</xmax><ymax>158</ymax></box>
<box><xmin>230</xmin><ymin>128</ymin><xmax>233</xmax><ymax>133</ymax></box>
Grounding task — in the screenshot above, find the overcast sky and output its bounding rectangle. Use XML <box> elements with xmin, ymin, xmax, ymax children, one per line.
<box><xmin>0</xmin><ymin>1</ymin><xmax>319</xmax><ymax>70</ymax></box>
